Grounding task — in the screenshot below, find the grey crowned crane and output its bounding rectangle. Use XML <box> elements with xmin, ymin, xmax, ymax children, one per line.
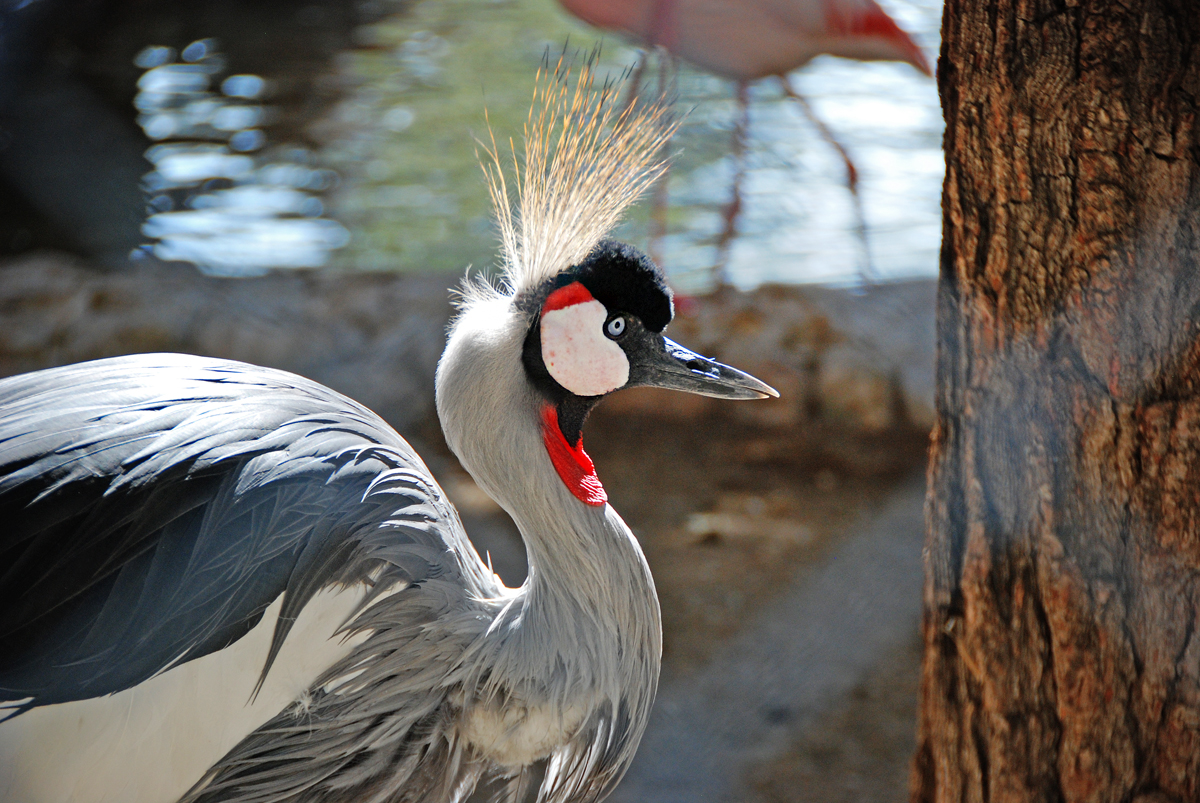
<box><xmin>0</xmin><ymin>63</ymin><xmax>777</xmax><ymax>803</ymax></box>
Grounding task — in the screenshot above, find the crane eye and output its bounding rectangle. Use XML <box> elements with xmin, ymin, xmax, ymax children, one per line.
<box><xmin>604</xmin><ymin>315</ymin><xmax>628</xmax><ymax>340</ymax></box>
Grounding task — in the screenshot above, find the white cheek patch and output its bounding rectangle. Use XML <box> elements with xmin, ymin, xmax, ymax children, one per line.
<box><xmin>541</xmin><ymin>299</ymin><xmax>630</xmax><ymax>397</ymax></box>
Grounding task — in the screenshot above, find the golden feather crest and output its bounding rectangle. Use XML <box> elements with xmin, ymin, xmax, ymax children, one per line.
<box><xmin>478</xmin><ymin>55</ymin><xmax>677</xmax><ymax>298</ymax></box>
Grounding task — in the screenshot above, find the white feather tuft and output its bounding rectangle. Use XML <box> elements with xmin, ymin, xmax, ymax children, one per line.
<box><xmin>478</xmin><ymin>53</ymin><xmax>677</xmax><ymax>299</ymax></box>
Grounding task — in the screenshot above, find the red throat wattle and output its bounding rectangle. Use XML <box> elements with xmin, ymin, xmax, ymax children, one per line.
<box><xmin>540</xmin><ymin>405</ymin><xmax>607</xmax><ymax>506</ymax></box>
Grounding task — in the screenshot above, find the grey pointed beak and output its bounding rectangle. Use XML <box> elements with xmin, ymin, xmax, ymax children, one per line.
<box><xmin>632</xmin><ymin>336</ymin><xmax>779</xmax><ymax>400</ymax></box>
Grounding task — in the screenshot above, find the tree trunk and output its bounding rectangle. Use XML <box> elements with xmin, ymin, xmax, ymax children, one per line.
<box><xmin>912</xmin><ymin>2</ymin><xmax>1200</xmax><ymax>801</ymax></box>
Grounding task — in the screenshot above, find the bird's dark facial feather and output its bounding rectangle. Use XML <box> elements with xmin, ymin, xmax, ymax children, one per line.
<box><xmin>515</xmin><ymin>240</ymin><xmax>673</xmax><ymax>331</ymax></box>
<box><xmin>561</xmin><ymin>240</ymin><xmax>673</xmax><ymax>333</ymax></box>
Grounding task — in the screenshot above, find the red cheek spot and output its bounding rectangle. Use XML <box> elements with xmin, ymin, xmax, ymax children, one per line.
<box><xmin>540</xmin><ymin>405</ymin><xmax>607</xmax><ymax>507</ymax></box>
<box><xmin>543</xmin><ymin>281</ymin><xmax>595</xmax><ymax>313</ymax></box>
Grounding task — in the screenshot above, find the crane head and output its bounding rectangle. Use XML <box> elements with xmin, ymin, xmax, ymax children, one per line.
<box><xmin>440</xmin><ymin>54</ymin><xmax>776</xmax><ymax>509</ymax></box>
<box><xmin>519</xmin><ymin>237</ymin><xmax>777</xmax><ymax>432</ymax></box>
<box><xmin>510</xmin><ymin>235</ymin><xmax>776</xmax><ymax>507</ymax></box>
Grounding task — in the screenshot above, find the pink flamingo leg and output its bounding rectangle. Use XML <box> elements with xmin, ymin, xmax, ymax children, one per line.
<box><xmin>781</xmin><ymin>75</ymin><xmax>875</xmax><ymax>285</ymax></box>
<box><xmin>622</xmin><ymin>47</ymin><xmax>675</xmax><ymax>268</ymax></box>
<box><xmin>713</xmin><ymin>80</ymin><xmax>751</xmax><ymax>288</ymax></box>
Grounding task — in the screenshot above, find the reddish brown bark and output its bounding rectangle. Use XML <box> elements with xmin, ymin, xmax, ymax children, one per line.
<box><xmin>913</xmin><ymin>1</ymin><xmax>1200</xmax><ymax>802</ymax></box>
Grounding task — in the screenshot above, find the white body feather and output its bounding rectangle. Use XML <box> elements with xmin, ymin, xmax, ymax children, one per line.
<box><xmin>0</xmin><ymin>587</ymin><xmax>368</xmax><ymax>803</ymax></box>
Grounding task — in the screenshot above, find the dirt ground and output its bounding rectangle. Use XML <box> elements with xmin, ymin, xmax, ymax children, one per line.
<box><xmin>744</xmin><ymin>636</ymin><xmax>923</xmax><ymax>803</ymax></box>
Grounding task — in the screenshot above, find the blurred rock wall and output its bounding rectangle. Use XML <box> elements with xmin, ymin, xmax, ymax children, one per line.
<box><xmin>0</xmin><ymin>251</ymin><xmax>450</xmax><ymax>431</ymax></box>
<box><xmin>0</xmin><ymin>251</ymin><xmax>935</xmax><ymax>446</ymax></box>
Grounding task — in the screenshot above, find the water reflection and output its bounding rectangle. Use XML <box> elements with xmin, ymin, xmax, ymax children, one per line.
<box><xmin>126</xmin><ymin>0</ymin><xmax>941</xmax><ymax>288</ymax></box>
<box><xmin>134</xmin><ymin>40</ymin><xmax>349</xmax><ymax>276</ymax></box>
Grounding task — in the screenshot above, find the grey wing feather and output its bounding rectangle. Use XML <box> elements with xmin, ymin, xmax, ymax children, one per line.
<box><xmin>0</xmin><ymin>353</ymin><xmax>493</xmax><ymax>712</ymax></box>
<box><xmin>183</xmin><ymin>570</ymin><xmax>494</xmax><ymax>803</ymax></box>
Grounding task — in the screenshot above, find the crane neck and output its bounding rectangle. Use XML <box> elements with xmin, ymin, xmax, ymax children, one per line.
<box><xmin>434</xmin><ymin>296</ymin><xmax>661</xmax><ymax>671</ymax></box>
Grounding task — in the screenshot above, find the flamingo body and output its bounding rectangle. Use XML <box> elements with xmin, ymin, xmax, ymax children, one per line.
<box><xmin>558</xmin><ymin>0</ymin><xmax>932</xmax><ymax>80</ymax></box>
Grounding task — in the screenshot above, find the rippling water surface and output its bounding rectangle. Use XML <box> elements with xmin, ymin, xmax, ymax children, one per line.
<box><xmin>137</xmin><ymin>0</ymin><xmax>942</xmax><ymax>289</ymax></box>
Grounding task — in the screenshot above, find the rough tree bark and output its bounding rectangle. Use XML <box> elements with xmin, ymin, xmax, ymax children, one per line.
<box><xmin>912</xmin><ymin>1</ymin><xmax>1200</xmax><ymax>801</ymax></box>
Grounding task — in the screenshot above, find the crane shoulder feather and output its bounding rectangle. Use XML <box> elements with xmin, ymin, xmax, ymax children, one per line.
<box><xmin>0</xmin><ymin>353</ymin><xmax>497</xmax><ymax>713</ymax></box>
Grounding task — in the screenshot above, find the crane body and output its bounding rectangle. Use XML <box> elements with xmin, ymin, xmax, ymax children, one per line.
<box><xmin>0</xmin><ymin>64</ymin><xmax>777</xmax><ymax>803</ymax></box>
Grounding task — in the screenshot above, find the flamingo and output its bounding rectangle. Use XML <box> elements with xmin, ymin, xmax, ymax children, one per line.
<box><xmin>558</xmin><ymin>0</ymin><xmax>933</xmax><ymax>283</ymax></box>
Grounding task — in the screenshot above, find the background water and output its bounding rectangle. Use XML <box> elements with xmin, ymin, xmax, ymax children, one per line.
<box><xmin>135</xmin><ymin>0</ymin><xmax>943</xmax><ymax>291</ymax></box>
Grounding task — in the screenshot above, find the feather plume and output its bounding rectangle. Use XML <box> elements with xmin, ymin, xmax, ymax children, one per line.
<box><xmin>478</xmin><ymin>53</ymin><xmax>677</xmax><ymax>299</ymax></box>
